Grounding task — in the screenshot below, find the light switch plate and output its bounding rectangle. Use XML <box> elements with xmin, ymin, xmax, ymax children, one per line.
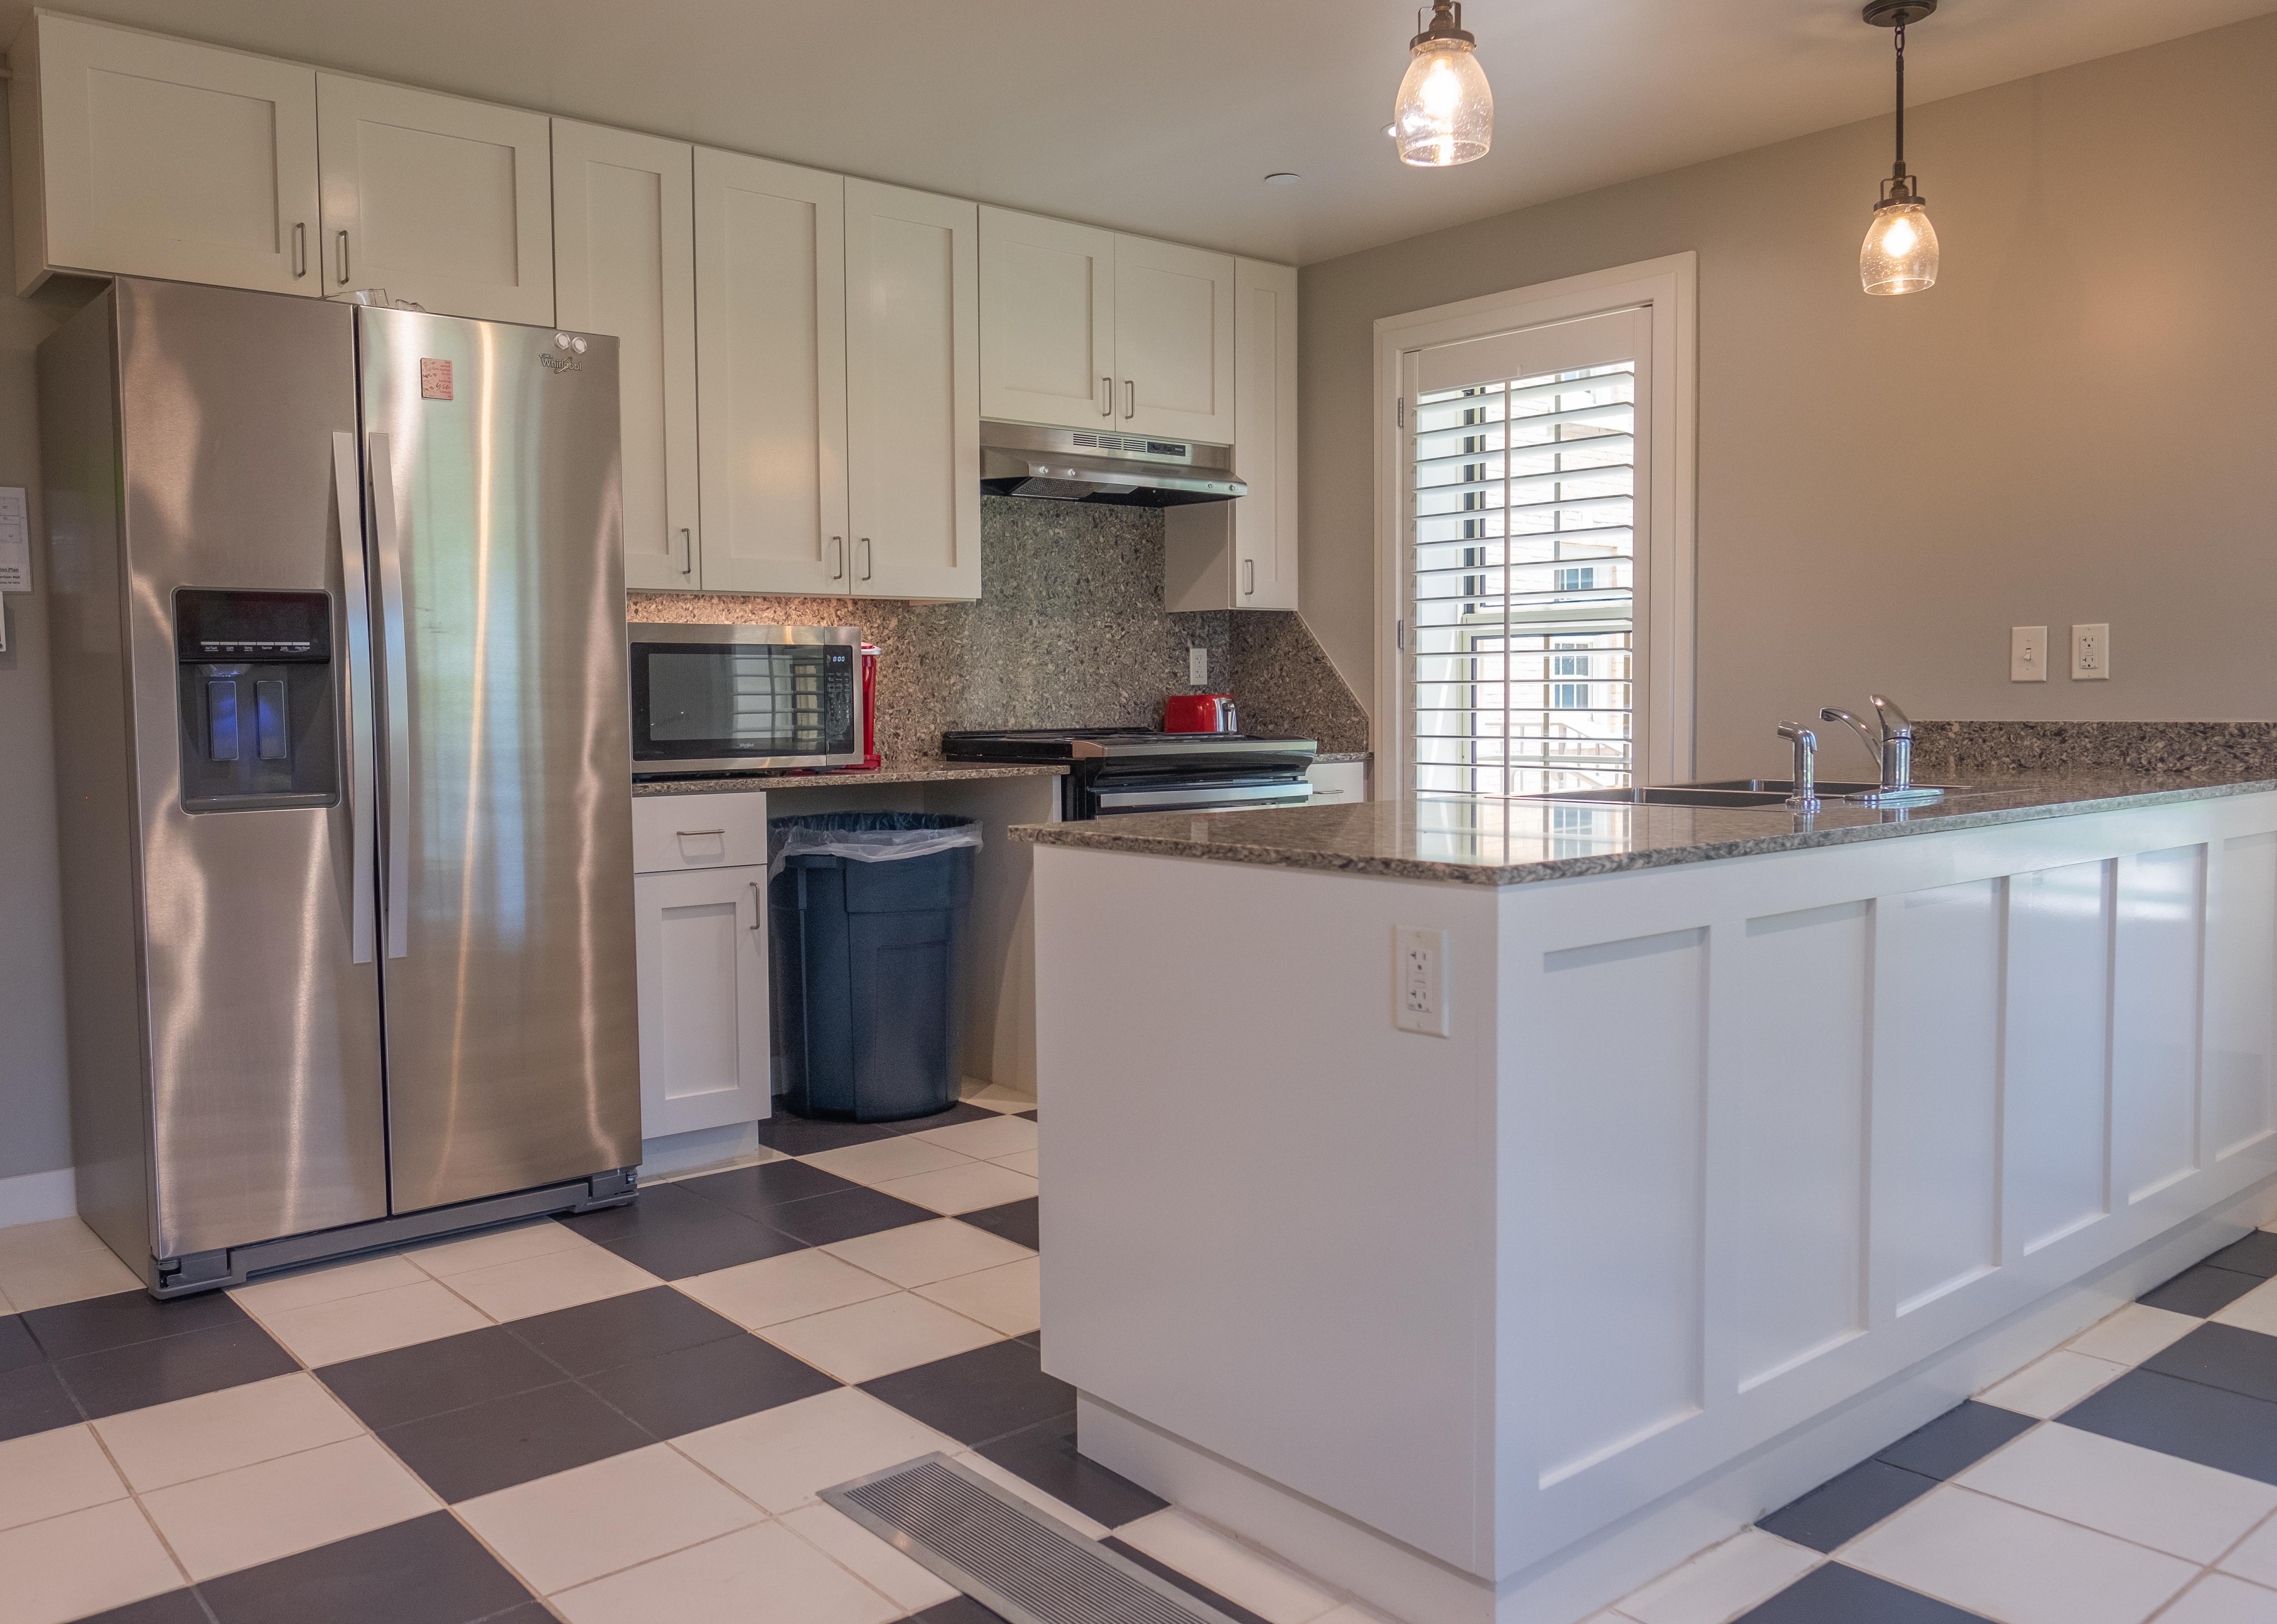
<box><xmin>2011</xmin><ymin>626</ymin><xmax>2048</xmax><ymax>683</ymax></box>
<box><xmin>1188</xmin><ymin>646</ymin><xmax>1208</xmax><ymax>684</ymax></box>
<box><xmin>2071</xmin><ymin>623</ymin><xmax>2111</xmax><ymax>681</ymax></box>
<box><xmin>1394</xmin><ymin>926</ymin><xmax>1450</xmax><ymax>1037</ymax></box>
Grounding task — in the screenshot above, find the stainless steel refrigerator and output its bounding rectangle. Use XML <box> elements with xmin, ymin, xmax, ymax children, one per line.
<box><xmin>41</xmin><ymin>277</ymin><xmax>641</xmax><ymax>1296</ymax></box>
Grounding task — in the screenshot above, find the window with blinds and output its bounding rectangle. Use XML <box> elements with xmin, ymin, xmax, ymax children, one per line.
<box><xmin>1412</xmin><ymin>361</ymin><xmax>1636</xmax><ymax>798</ymax></box>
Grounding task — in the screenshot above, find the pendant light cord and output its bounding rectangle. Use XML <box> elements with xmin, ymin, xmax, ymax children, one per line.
<box><xmin>1893</xmin><ymin>23</ymin><xmax>1906</xmax><ymax>171</ymax></box>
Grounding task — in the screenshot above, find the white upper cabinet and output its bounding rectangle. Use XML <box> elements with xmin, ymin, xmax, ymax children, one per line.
<box><xmin>979</xmin><ymin>207</ymin><xmax>1116</xmax><ymax>431</ymax></box>
<box><xmin>1115</xmin><ymin>234</ymin><xmax>1235</xmax><ymax>443</ymax></box>
<box><xmin>1233</xmin><ymin>256</ymin><xmax>1299</xmax><ymax>608</ymax></box>
<box><xmin>553</xmin><ymin>120</ymin><xmax>700</xmax><ymax>593</ymax></box>
<box><xmin>316</xmin><ymin>74</ymin><xmax>553</xmax><ymax>324</ymax></box>
<box><xmin>693</xmin><ymin>148</ymin><xmax>849</xmax><ymax>596</ymax></box>
<box><xmin>846</xmin><ymin>180</ymin><xmax>980</xmax><ymax>601</ymax></box>
<box><xmin>10</xmin><ymin>14</ymin><xmax>321</xmax><ymax>297</ymax></box>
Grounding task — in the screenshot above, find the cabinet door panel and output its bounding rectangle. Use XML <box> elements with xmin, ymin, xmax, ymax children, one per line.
<box><xmin>1116</xmin><ymin>234</ymin><xmax>1234</xmax><ymax>442</ymax></box>
<box><xmin>23</xmin><ymin>16</ymin><xmax>319</xmax><ymax>295</ymax></box>
<box><xmin>555</xmin><ymin>121</ymin><xmax>699</xmax><ymax>592</ymax></box>
<box><xmin>317</xmin><ymin>74</ymin><xmax>553</xmax><ymax>323</ymax></box>
<box><xmin>847</xmin><ymin>180</ymin><xmax>979</xmax><ymax>601</ymax></box>
<box><xmin>1235</xmin><ymin>257</ymin><xmax>1299</xmax><ymax>608</ymax></box>
<box><xmin>979</xmin><ymin>206</ymin><xmax>1114</xmax><ymax>430</ymax></box>
<box><xmin>634</xmin><ymin>865</ymin><xmax>772</xmax><ymax>1139</ymax></box>
<box><xmin>694</xmin><ymin>148</ymin><xmax>848</xmax><ymax>594</ymax></box>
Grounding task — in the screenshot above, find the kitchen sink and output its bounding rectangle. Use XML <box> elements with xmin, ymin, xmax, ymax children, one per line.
<box><xmin>1514</xmin><ymin>786</ymin><xmax>1796</xmax><ymax>808</ymax></box>
<box><xmin>1685</xmin><ymin>778</ymin><xmax>1962</xmax><ymax>803</ymax></box>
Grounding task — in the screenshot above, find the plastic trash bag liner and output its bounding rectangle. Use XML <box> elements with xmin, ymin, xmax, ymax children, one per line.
<box><xmin>768</xmin><ymin>811</ymin><xmax>982</xmax><ymax>877</ymax></box>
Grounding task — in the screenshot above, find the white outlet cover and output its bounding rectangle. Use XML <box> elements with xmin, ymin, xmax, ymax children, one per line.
<box><xmin>1394</xmin><ymin>925</ymin><xmax>1450</xmax><ymax>1037</ymax></box>
<box><xmin>2071</xmin><ymin>623</ymin><xmax>2111</xmax><ymax>680</ymax></box>
<box><xmin>1189</xmin><ymin>646</ymin><xmax>1208</xmax><ymax>684</ymax></box>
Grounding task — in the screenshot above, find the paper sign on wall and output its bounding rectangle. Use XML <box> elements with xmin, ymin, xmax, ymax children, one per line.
<box><xmin>0</xmin><ymin>487</ymin><xmax>28</xmax><ymax>593</ymax></box>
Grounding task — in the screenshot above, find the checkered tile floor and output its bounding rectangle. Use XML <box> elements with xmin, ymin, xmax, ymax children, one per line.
<box><xmin>1592</xmin><ymin>1228</ymin><xmax>2277</xmax><ymax>1624</ymax></box>
<box><xmin>4</xmin><ymin>1103</ymin><xmax>2274</xmax><ymax>1624</ymax></box>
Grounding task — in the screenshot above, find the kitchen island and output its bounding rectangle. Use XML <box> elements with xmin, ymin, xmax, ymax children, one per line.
<box><xmin>1013</xmin><ymin>776</ymin><xmax>2277</xmax><ymax>1624</ymax></box>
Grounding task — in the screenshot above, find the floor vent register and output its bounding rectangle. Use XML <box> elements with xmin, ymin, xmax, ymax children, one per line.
<box><xmin>822</xmin><ymin>1454</ymin><xmax>1241</xmax><ymax>1624</ymax></box>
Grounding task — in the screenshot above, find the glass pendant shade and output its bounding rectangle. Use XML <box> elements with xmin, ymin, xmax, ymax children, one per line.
<box><xmin>1859</xmin><ymin>199</ymin><xmax>1939</xmax><ymax>295</ymax></box>
<box><xmin>1394</xmin><ymin>38</ymin><xmax>1492</xmax><ymax>167</ymax></box>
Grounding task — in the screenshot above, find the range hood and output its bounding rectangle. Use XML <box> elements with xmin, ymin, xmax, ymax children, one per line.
<box><xmin>980</xmin><ymin>421</ymin><xmax>1245</xmax><ymax>506</ymax></box>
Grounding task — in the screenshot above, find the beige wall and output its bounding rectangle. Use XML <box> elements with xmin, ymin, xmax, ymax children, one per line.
<box><xmin>1299</xmin><ymin>13</ymin><xmax>2277</xmax><ymax>781</ymax></box>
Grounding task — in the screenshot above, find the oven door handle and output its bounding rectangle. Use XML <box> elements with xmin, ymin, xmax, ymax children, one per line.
<box><xmin>1090</xmin><ymin>781</ymin><xmax>1312</xmax><ymax>814</ymax></box>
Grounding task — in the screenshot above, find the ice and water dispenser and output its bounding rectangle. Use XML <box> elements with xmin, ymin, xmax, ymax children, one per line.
<box><xmin>175</xmin><ymin>590</ymin><xmax>340</xmax><ymax>811</ymax></box>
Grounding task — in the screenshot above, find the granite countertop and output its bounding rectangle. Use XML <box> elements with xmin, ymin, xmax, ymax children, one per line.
<box><xmin>633</xmin><ymin>761</ymin><xmax>1068</xmax><ymax>796</ymax></box>
<box><xmin>1006</xmin><ymin>772</ymin><xmax>2277</xmax><ymax>886</ymax></box>
<box><xmin>1313</xmin><ymin>752</ymin><xmax>1371</xmax><ymax>765</ymax></box>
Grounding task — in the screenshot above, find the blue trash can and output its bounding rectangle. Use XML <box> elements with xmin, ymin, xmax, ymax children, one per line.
<box><xmin>768</xmin><ymin>812</ymin><xmax>981</xmax><ymax>1123</ymax></box>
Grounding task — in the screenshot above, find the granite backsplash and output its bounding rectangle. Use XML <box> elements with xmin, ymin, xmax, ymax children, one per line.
<box><xmin>1911</xmin><ymin>721</ymin><xmax>2277</xmax><ymax>779</ymax></box>
<box><xmin>628</xmin><ymin>497</ymin><xmax>1370</xmax><ymax>762</ymax></box>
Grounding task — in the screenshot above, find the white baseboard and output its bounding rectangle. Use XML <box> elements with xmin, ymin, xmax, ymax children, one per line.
<box><xmin>638</xmin><ymin>1120</ymin><xmax>778</xmax><ymax>1180</ymax></box>
<box><xmin>1079</xmin><ymin>1175</ymin><xmax>2277</xmax><ymax>1624</ymax></box>
<box><xmin>0</xmin><ymin>1165</ymin><xmax>76</xmax><ymax>1228</ymax></box>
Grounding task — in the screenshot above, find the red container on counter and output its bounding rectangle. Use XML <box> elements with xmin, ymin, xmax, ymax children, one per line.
<box><xmin>1164</xmin><ymin>694</ymin><xmax>1238</xmax><ymax>733</ymax></box>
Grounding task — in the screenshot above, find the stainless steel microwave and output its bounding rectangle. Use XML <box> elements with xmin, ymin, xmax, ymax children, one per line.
<box><xmin>627</xmin><ymin>624</ymin><xmax>865</xmax><ymax>775</ymax></box>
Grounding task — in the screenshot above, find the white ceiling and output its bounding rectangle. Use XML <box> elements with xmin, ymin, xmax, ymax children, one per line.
<box><xmin>12</xmin><ymin>0</ymin><xmax>2272</xmax><ymax>264</ymax></box>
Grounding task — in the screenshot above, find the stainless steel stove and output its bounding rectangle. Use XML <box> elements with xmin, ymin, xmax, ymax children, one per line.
<box><xmin>941</xmin><ymin>727</ymin><xmax>1317</xmax><ymax>819</ymax></box>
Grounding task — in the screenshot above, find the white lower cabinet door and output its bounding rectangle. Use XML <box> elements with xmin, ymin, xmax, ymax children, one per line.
<box><xmin>846</xmin><ymin>179</ymin><xmax>979</xmax><ymax>600</ymax></box>
<box><xmin>553</xmin><ymin>120</ymin><xmax>700</xmax><ymax>591</ymax></box>
<box><xmin>316</xmin><ymin>73</ymin><xmax>554</xmax><ymax>323</ymax></box>
<box><xmin>634</xmin><ymin>863</ymin><xmax>773</xmax><ymax>1138</ymax></box>
<box><xmin>694</xmin><ymin>147</ymin><xmax>849</xmax><ymax>595</ymax></box>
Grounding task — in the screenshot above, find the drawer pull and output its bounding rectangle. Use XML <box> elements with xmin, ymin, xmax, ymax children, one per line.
<box><xmin>676</xmin><ymin>828</ymin><xmax>726</xmax><ymax>838</ymax></box>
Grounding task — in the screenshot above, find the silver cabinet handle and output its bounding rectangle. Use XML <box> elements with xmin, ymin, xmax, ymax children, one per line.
<box><xmin>369</xmin><ymin>431</ymin><xmax>412</xmax><ymax>959</ymax></box>
<box><xmin>1242</xmin><ymin>558</ymin><xmax>1255</xmax><ymax>597</ymax></box>
<box><xmin>293</xmin><ymin>223</ymin><xmax>308</xmax><ymax>279</ymax></box>
<box><xmin>749</xmin><ymin>879</ymin><xmax>763</xmax><ymax>933</ymax></box>
<box><xmin>830</xmin><ymin>536</ymin><xmax>845</xmax><ymax>580</ymax></box>
<box><xmin>676</xmin><ymin>828</ymin><xmax>726</xmax><ymax>838</ymax></box>
<box><xmin>1099</xmin><ymin>376</ymin><xmax>1113</xmax><ymax>417</ymax></box>
<box><xmin>336</xmin><ymin>229</ymin><xmax>350</xmax><ymax>285</ymax></box>
<box><xmin>859</xmin><ymin>537</ymin><xmax>873</xmax><ymax>582</ymax></box>
<box><xmin>679</xmin><ymin>527</ymin><xmax>692</xmax><ymax>577</ymax></box>
<box><xmin>332</xmin><ymin>430</ymin><xmax>376</xmax><ymax>965</ymax></box>
<box><xmin>1124</xmin><ymin>379</ymin><xmax>1135</xmax><ymax>419</ymax></box>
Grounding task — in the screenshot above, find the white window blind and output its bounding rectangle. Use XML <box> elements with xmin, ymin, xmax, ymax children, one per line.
<box><xmin>1411</xmin><ymin>361</ymin><xmax>1636</xmax><ymax>798</ymax></box>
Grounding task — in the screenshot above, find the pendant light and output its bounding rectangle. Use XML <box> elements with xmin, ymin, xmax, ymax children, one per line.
<box><xmin>1392</xmin><ymin>0</ymin><xmax>1492</xmax><ymax>168</ymax></box>
<box><xmin>1859</xmin><ymin>0</ymin><xmax>1939</xmax><ymax>294</ymax></box>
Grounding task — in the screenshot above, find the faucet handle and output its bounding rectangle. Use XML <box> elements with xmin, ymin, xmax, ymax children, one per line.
<box><xmin>1869</xmin><ymin>694</ymin><xmax>1913</xmax><ymax>740</ymax></box>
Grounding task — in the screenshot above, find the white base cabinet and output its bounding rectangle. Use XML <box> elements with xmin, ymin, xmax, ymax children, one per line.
<box><xmin>631</xmin><ymin>792</ymin><xmax>773</xmax><ymax>1138</ymax></box>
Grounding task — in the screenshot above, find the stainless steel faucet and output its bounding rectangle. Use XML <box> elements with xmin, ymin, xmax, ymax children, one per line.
<box><xmin>1777</xmin><ymin>722</ymin><xmax>1820</xmax><ymax>811</ymax></box>
<box><xmin>1819</xmin><ymin>694</ymin><xmax>1915</xmax><ymax>793</ymax></box>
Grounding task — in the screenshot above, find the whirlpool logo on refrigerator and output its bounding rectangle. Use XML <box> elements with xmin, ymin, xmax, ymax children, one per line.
<box><xmin>539</xmin><ymin>332</ymin><xmax>588</xmax><ymax>374</ymax></box>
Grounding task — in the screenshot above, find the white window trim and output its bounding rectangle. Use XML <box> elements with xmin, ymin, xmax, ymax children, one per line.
<box><xmin>1372</xmin><ymin>253</ymin><xmax>1698</xmax><ymax>797</ymax></box>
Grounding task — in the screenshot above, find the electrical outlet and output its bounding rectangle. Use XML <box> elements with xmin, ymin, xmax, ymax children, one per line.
<box><xmin>2071</xmin><ymin>623</ymin><xmax>2111</xmax><ymax>681</ymax></box>
<box><xmin>1394</xmin><ymin>927</ymin><xmax>1450</xmax><ymax>1037</ymax></box>
<box><xmin>2011</xmin><ymin>626</ymin><xmax>2047</xmax><ymax>683</ymax></box>
<box><xmin>1188</xmin><ymin>645</ymin><xmax>1208</xmax><ymax>684</ymax></box>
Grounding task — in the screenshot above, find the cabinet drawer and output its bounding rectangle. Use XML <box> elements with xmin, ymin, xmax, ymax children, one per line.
<box><xmin>632</xmin><ymin>790</ymin><xmax>770</xmax><ymax>872</ymax></box>
<box><xmin>1306</xmin><ymin>762</ymin><xmax>1368</xmax><ymax>803</ymax></box>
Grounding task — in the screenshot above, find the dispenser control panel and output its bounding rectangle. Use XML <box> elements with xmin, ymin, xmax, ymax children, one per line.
<box><xmin>174</xmin><ymin>589</ymin><xmax>341</xmax><ymax>813</ymax></box>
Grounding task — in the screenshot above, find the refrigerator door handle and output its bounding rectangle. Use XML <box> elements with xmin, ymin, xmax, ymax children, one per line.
<box><xmin>332</xmin><ymin>431</ymin><xmax>377</xmax><ymax>966</ymax></box>
<box><xmin>369</xmin><ymin>430</ymin><xmax>413</xmax><ymax>960</ymax></box>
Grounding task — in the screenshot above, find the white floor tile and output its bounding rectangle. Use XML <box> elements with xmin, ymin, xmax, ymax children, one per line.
<box><xmin>780</xmin><ymin>1502</ymin><xmax>959</xmax><ymax>1611</ymax></box>
<box><xmin>0</xmin><ymin>1499</ymin><xmax>184</xmax><ymax>1624</ymax></box>
<box><xmin>93</xmin><ymin>1371</ymin><xmax>364</xmax><ymax>1492</ymax></box>
<box><xmin>442</xmin><ymin>1243</ymin><xmax>659</xmax><ymax>1322</ymax></box>
<box><xmin>0</xmin><ymin>1218</ymin><xmax>142</xmax><ymax>1310</ymax></box>
<box><xmin>1613</xmin><ymin>1528</ymin><xmax>1819</xmax><ymax>1624</ymax></box>
<box><xmin>1956</xmin><ymin>1421</ymin><xmax>2277</xmax><ymax>1563</ymax></box>
<box><xmin>551</xmin><ymin>1521</ymin><xmax>903</xmax><ymax>1624</ymax></box>
<box><xmin>992</xmin><ymin>1150</ymin><xmax>1043</xmax><ymax>1177</ymax></box>
<box><xmin>2156</xmin><ymin>1573</ymin><xmax>2277</xmax><ymax>1624</ymax></box>
<box><xmin>1115</xmin><ymin>1508</ymin><xmax>1341</xmax><ymax>1624</ymax></box>
<box><xmin>906</xmin><ymin>1113</ymin><xmax>1038</xmax><ymax>1161</ymax></box>
<box><xmin>916</xmin><ymin>1256</ymin><xmax>1041</xmax><ymax>1335</ymax></box>
<box><xmin>874</xmin><ymin>1160</ymin><xmax>1040</xmax><ymax>1216</ymax></box>
<box><xmin>963</xmin><ymin>1083</ymin><xmax>1038</xmax><ymax>1111</ymax></box>
<box><xmin>801</xmin><ymin>1136</ymin><xmax>975</xmax><ymax>1186</ymax></box>
<box><xmin>1314</xmin><ymin>1606</ymin><xmax>1403</xmax><ymax>1624</ymax></box>
<box><xmin>254</xmin><ymin>1275</ymin><xmax>494</xmax><ymax>1366</ymax></box>
<box><xmin>2220</xmin><ymin>1511</ymin><xmax>2277</xmax><ymax>1588</ymax></box>
<box><xmin>674</xmin><ymin>1386</ymin><xmax>960</xmax><ymax>1513</ymax></box>
<box><xmin>677</xmin><ymin>1248</ymin><xmax>899</xmax><ymax>1329</ymax></box>
<box><xmin>404</xmin><ymin>1217</ymin><xmax>593</xmax><ymax>1277</ymax></box>
<box><xmin>2067</xmin><ymin>1303</ymin><xmax>2202</xmax><ymax>1366</ymax></box>
<box><xmin>1844</xmin><ymin>1485</ymin><xmax>2196</xmax><ymax>1624</ymax></box>
<box><xmin>758</xmin><ymin>1290</ymin><xmax>1003</xmax><ymax>1383</ymax></box>
<box><xmin>1977</xmin><ymin>1348</ymin><xmax>2131</xmax><ymax>1419</ymax></box>
<box><xmin>227</xmin><ymin>1252</ymin><xmax>427</xmax><ymax>1316</ymax></box>
<box><xmin>953</xmin><ymin>1449</ymin><xmax>1111</xmax><ymax>1541</ymax></box>
<box><xmin>822</xmin><ymin>1217</ymin><xmax>1033</xmax><ymax>1288</ymax></box>
<box><xmin>0</xmin><ymin>1425</ymin><xmax>126</xmax><ymax>1532</ymax></box>
<box><xmin>254</xmin><ymin>1277</ymin><xmax>493</xmax><ymax>1367</ymax></box>
<box><xmin>457</xmin><ymin>1442</ymin><xmax>762</xmax><ymax>1596</ymax></box>
<box><xmin>2214</xmin><ymin>1279</ymin><xmax>2277</xmax><ymax>1339</ymax></box>
<box><xmin>140</xmin><ymin>1433</ymin><xmax>437</xmax><ymax>1582</ymax></box>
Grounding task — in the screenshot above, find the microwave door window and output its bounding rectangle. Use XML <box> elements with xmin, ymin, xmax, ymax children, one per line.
<box><xmin>643</xmin><ymin>647</ymin><xmax>835</xmax><ymax>755</ymax></box>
